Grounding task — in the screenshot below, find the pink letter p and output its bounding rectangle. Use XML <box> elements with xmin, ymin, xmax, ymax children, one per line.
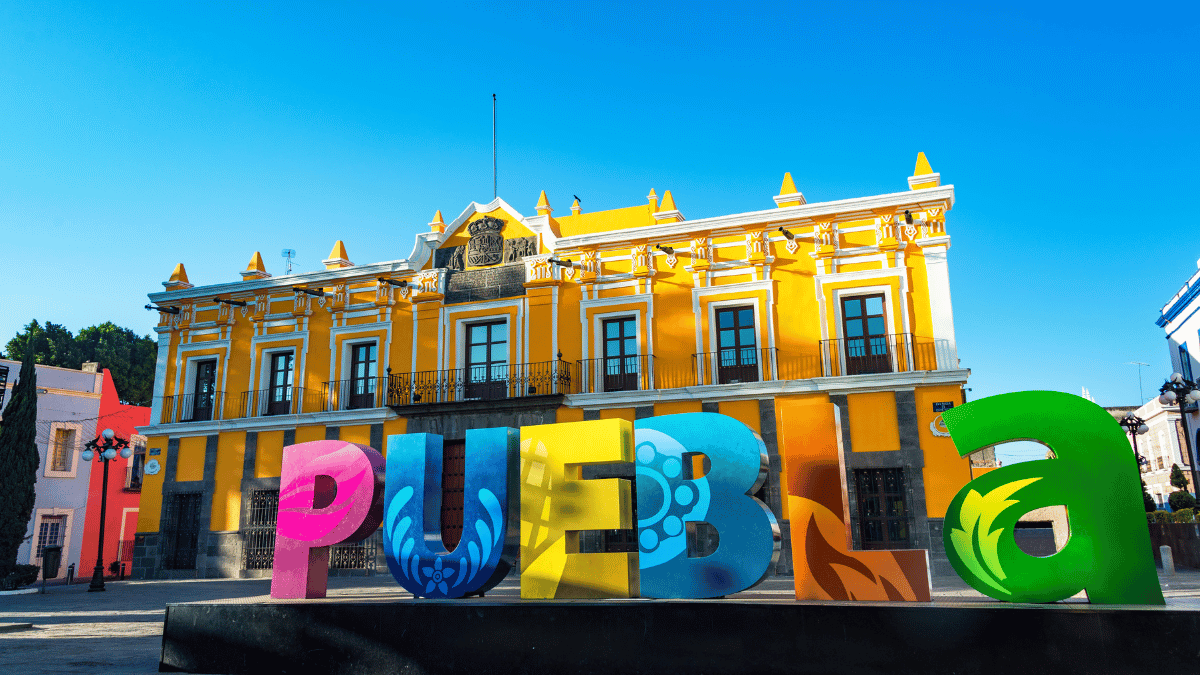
<box><xmin>270</xmin><ymin>440</ymin><xmax>385</xmax><ymax>599</ymax></box>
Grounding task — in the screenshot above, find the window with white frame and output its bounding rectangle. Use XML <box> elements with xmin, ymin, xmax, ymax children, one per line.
<box><xmin>259</xmin><ymin>349</ymin><xmax>296</xmax><ymax>416</ymax></box>
<box><xmin>36</xmin><ymin>515</ymin><xmax>65</xmax><ymax>559</ymax></box>
<box><xmin>601</xmin><ymin>316</ymin><xmax>641</xmax><ymax>392</ymax></box>
<box><xmin>178</xmin><ymin>354</ymin><xmax>223</xmax><ymax>423</ymax></box>
<box><xmin>714</xmin><ymin>305</ymin><xmax>760</xmax><ymax>384</ymax></box>
<box><xmin>44</xmin><ymin>422</ymin><xmax>82</xmax><ymax>477</ymax></box>
<box><xmin>126</xmin><ymin>435</ymin><xmax>147</xmax><ymax>490</ymax></box>
<box><xmin>338</xmin><ymin>340</ymin><xmax>380</xmax><ymax>410</ymax></box>
<box><xmin>49</xmin><ymin>427</ymin><xmax>75</xmax><ymax>472</ymax></box>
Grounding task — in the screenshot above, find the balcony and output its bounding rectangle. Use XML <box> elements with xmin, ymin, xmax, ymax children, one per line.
<box><xmin>386</xmin><ymin>360</ymin><xmax>572</xmax><ymax>406</ymax></box>
<box><xmin>576</xmin><ymin>355</ymin><xmax>656</xmax><ymax>394</ymax></box>
<box><xmin>161</xmin><ymin>391</ymin><xmax>227</xmax><ymax>424</ymax></box>
<box><xmin>692</xmin><ymin>348</ymin><xmax>779</xmax><ymax>386</ymax></box>
<box><xmin>818</xmin><ymin>334</ymin><xmax>950</xmax><ymax>377</ymax></box>
<box><xmin>323</xmin><ymin>376</ymin><xmax>389</xmax><ymax>411</ymax></box>
<box><xmin>238</xmin><ymin>387</ymin><xmax>326</xmax><ymax>417</ymax></box>
<box><xmin>150</xmin><ymin>337</ymin><xmax>958</xmax><ymax>425</ymax></box>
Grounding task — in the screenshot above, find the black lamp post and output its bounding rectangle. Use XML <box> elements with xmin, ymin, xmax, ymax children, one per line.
<box><xmin>1157</xmin><ymin>373</ymin><xmax>1200</xmax><ymax>502</ymax></box>
<box><xmin>1117</xmin><ymin>412</ymin><xmax>1150</xmax><ymax>470</ymax></box>
<box><xmin>82</xmin><ymin>428</ymin><xmax>131</xmax><ymax>592</ymax></box>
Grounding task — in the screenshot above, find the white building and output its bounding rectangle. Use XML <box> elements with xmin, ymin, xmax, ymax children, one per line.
<box><xmin>0</xmin><ymin>360</ymin><xmax>102</xmax><ymax>579</ymax></box>
<box><xmin>1124</xmin><ymin>398</ymin><xmax>1193</xmax><ymax>508</ymax></box>
<box><xmin>1154</xmin><ymin>256</ymin><xmax>1200</xmax><ymax>501</ymax></box>
<box><xmin>1152</xmin><ymin>254</ymin><xmax>1200</xmax><ymax>502</ymax></box>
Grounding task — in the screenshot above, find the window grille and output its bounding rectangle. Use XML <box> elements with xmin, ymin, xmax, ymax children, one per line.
<box><xmin>161</xmin><ymin>493</ymin><xmax>202</xmax><ymax>569</ymax></box>
<box><xmin>36</xmin><ymin>515</ymin><xmax>65</xmax><ymax>559</ymax></box>
<box><xmin>854</xmin><ymin>468</ymin><xmax>910</xmax><ymax>549</ymax></box>
<box><xmin>241</xmin><ymin>489</ymin><xmax>376</xmax><ymax>571</ymax></box>
<box><xmin>243</xmin><ymin>490</ymin><xmax>279</xmax><ymax>570</ymax></box>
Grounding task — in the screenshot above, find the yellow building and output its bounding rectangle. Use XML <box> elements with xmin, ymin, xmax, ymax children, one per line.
<box><xmin>132</xmin><ymin>153</ymin><xmax>972</xmax><ymax>580</ymax></box>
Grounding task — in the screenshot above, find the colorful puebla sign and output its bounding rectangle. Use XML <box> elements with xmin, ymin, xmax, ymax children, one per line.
<box><xmin>269</xmin><ymin>396</ymin><xmax>1164</xmax><ymax>605</ymax></box>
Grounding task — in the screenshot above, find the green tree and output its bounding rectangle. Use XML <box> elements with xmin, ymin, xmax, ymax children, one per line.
<box><xmin>76</xmin><ymin>323</ymin><xmax>156</xmax><ymax>406</ymax></box>
<box><xmin>3</xmin><ymin>320</ymin><xmax>81</xmax><ymax>368</ymax></box>
<box><xmin>1169</xmin><ymin>490</ymin><xmax>1196</xmax><ymax>511</ymax></box>
<box><xmin>3</xmin><ymin>320</ymin><xmax>156</xmax><ymax>406</ymax></box>
<box><xmin>1142</xmin><ymin>479</ymin><xmax>1156</xmax><ymax>512</ymax></box>
<box><xmin>0</xmin><ymin>349</ymin><xmax>40</xmax><ymax>578</ymax></box>
<box><xmin>1170</xmin><ymin>463</ymin><xmax>1189</xmax><ymax>492</ymax></box>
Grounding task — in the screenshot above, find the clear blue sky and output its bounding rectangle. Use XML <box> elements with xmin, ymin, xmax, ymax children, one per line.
<box><xmin>3</xmin><ymin>2</ymin><xmax>1197</xmax><ymax>465</ymax></box>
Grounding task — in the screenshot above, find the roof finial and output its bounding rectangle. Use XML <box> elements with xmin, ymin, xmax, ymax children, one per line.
<box><xmin>908</xmin><ymin>152</ymin><xmax>941</xmax><ymax>190</ymax></box>
<box><xmin>774</xmin><ymin>172</ymin><xmax>806</xmax><ymax>207</ymax></box>
<box><xmin>323</xmin><ymin>240</ymin><xmax>354</xmax><ymax>269</ymax></box>
<box><xmin>654</xmin><ymin>190</ymin><xmax>684</xmax><ymax>223</ymax></box>
<box><xmin>163</xmin><ymin>263</ymin><xmax>193</xmax><ymax>290</ymax></box>
<box><xmin>241</xmin><ymin>252</ymin><xmax>271</xmax><ymax>280</ymax></box>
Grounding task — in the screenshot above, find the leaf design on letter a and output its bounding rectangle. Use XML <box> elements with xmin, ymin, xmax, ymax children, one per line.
<box><xmin>949</xmin><ymin>477</ymin><xmax>1041</xmax><ymax>596</ymax></box>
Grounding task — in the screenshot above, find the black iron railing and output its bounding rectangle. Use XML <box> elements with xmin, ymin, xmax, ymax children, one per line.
<box><xmin>692</xmin><ymin>348</ymin><xmax>778</xmax><ymax>386</ymax></box>
<box><xmin>323</xmin><ymin>376</ymin><xmax>388</xmax><ymax>411</ymax></box>
<box><xmin>238</xmin><ymin>387</ymin><xmax>324</xmax><ymax>417</ymax></box>
<box><xmin>818</xmin><ymin>334</ymin><xmax>947</xmax><ymax>377</ymax></box>
<box><xmin>158</xmin><ymin>392</ymin><xmax>225</xmax><ymax>424</ymax></box>
<box><xmin>576</xmin><ymin>355</ymin><xmax>656</xmax><ymax>394</ymax></box>
<box><xmin>177</xmin><ymin>391</ymin><xmax>224</xmax><ymax>423</ymax></box>
<box><xmin>387</xmin><ymin>359</ymin><xmax>573</xmax><ymax>406</ymax></box>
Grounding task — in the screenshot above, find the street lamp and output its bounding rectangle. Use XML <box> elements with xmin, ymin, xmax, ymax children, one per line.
<box><xmin>1117</xmin><ymin>412</ymin><xmax>1150</xmax><ymax>470</ymax></box>
<box><xmin>81</xmin><ymin>428</ymin><xmax>132</xmax><ymax>592</ymax></box>
<box><xmin>1157</xmin><ymin>373</ymin><xmax>1200</xmax><ymax>503</ymax></box>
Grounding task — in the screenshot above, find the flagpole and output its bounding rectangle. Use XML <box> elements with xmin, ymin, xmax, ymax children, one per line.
<box><xmin>492</xmin><ymin>94</ymin><xmax>497</xmax><ymax>200</ymax></box>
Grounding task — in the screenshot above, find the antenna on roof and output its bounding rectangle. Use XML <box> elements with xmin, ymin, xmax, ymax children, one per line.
<box><xmin>1126</xmin><ymin>361</ymin><xmax>1151</xmax><ymax>403</ymax></box>
<box><xmin>281</xmin><ymin>249</ymin><xmax>296</xmax><ymax>275</ymax></box>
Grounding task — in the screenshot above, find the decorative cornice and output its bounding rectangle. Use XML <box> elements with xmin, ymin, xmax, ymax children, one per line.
<box><xmin>565</xmin><ymin>368</ymin><xmax>971</xmax><ymax>408</ymax></box>
<box><xmin>135</xmin><ymin>406</ymin><xmax>395</xmax><ymax>437</ymax></box>
<box><xmin>555</xmin><ymin>185</ymin><xmax>955</xmax><ymax>251</ymax></box>
<box><xmin>148</xmin><ymin>260</ymin><xmax>418</xmax><ymax>304</ymax></box>
<box><xmin>773</xmin><ymin>192</ymin><xmax>807</xmax><ymax>206</ymax></box>
<box><xmin>915</xmin><ymin>235</ymin><xmax>951</xmax><ymax>249</ymax></box>
<box><xmin>908</xmin><ymin>173</ymin><xmax>941</xmax><ymax>189</ymax></box>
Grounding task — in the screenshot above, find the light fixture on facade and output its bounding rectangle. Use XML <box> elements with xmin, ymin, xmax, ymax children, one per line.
<box><xmin>292</xmin><ymin>287</ymin><xmax>325</xmax><ymax>298</ymax></box>
<box><xmin>377</xmin><ymin>278</ymin><xmax>408</xmax><ymax>288</ymax></box>
<box><xmin>212</xmin><ymin>297</ymin><xmax>249</xmax><ymax>307</ymax></box>
<box><xmin>904</xmin><ymin>210</ymin><xmax>914</xmax><ymax>225</ymax></box>
<box><xmin>778</xmin><ymin>227</ymin><xmax>796</xmax><ymax>241</ymax></box>
<box><xmin>656</xmin><ymin>245</ymin><xmax>675</xmax><ymax>255</ymax></box>
<box><xmin>548</xmin><ymin>257</ymin><xmax>573</xmax><ymax>267</ymax></box>
<box><xmin>144</xmin><ymin>304</ymin><xmax>181</xmax><ymax>315</ymax></box>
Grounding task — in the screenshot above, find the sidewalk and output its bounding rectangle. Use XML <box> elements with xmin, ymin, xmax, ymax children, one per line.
<box><xmin>3</xmin><ymin>570</ymin><xmax>1200</xmax><ymax>675</ymax></box>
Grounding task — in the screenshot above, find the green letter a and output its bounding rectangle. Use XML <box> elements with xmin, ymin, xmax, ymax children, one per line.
<box><xmin>942</xmin><ymin>391</ymin><xmax>1163</xmax><ymax>604</ymax></box>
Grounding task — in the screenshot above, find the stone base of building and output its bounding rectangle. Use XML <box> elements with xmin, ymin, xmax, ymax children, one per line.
<box><xmin>161</xmin><ymin>597</ymin><xmax>1200</xmax><ymax>675</ymax></box>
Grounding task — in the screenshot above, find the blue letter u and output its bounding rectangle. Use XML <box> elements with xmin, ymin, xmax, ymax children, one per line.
<box><xmin>383</xmin><ymin>428</ymin><xmax>519</xmax><ymax>598</ymax></box>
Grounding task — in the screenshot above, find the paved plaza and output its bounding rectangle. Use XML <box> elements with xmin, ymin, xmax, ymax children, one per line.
<box><xmin>2</xmin><ymin>570</ymin><xmax>1199</xmax><ymax>674</ymax></box>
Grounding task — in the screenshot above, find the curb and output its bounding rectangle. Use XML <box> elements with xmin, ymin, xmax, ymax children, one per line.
<box><xmin>0</xmin><ymin>588</ymin><xmax>38</xmax><ymax>596</ymax></box>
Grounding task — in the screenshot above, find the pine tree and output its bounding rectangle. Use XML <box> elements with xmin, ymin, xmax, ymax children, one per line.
<box><xmin>1142</xmin><ymin>479</ymin><xmax>1157</xmax><ymax>512</ymax></box>
<box><xmin>1170</xmin><ymin>463</ymin><xmax>1189</xmax><ymax>491</ymax></box>
<box><xmin>0</xmin><ymin>352</ymin><xmax>39</xmax><ymax>578</ymax></box>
